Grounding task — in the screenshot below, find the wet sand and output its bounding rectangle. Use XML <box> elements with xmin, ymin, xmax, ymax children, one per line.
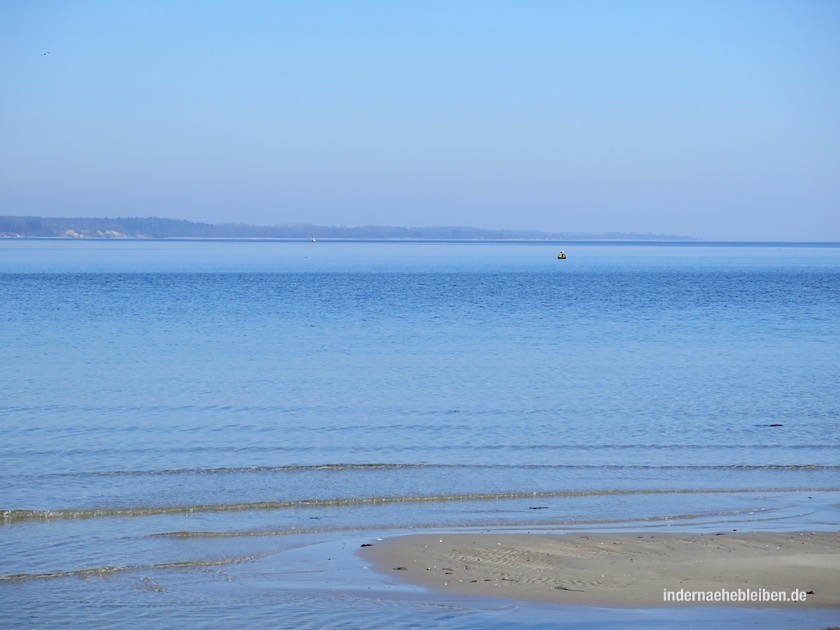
<box><xmin>360</xmin><ymin>531</ymin><xmax>840</xmax><ymax>608</ymax></box>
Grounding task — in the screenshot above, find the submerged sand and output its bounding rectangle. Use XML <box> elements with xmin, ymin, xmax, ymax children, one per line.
<box><xmin>360</xmin><ymin>531</ymin><xmax>840</xmax><ymax>608</ymax></box>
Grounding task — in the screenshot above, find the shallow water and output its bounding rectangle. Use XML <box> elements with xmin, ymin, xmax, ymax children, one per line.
<box><xmin>1</xmin><ymin>240</ymin><xmax>838</xmax><ymax>627</ymax></box>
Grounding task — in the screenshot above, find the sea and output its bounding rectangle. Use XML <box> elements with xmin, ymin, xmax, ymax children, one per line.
<box><xmin>1</xmin><ymin>239</ymin><xmax>838</xmax><ymax>629</ymax></box>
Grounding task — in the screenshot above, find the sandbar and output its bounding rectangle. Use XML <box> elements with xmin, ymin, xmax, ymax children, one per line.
<box><xmin>360</xmin><ymin>531</ymin><xmax>840</xmax><ymax>608</ymax></box>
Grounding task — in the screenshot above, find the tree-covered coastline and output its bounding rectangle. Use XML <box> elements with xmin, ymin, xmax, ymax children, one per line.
<box><xmin>0</xmin><ymin>216</ymin><xmax>697</xmax><ymax>241</ymax></box>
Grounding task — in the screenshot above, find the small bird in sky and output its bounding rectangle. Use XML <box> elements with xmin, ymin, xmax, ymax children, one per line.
<box><xmin>41</xmin><ymin>51</ymin><xmax>49</xmax><ymax>56</ymax></box>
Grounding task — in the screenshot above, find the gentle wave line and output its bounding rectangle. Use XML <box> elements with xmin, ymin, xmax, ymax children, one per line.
<box><xmin>3</xmin><ymin>487</ymin><xmax>834</xmax><ymax>525</ymax></box>
<box><xmin>0</xmin><ymin>553</ymin><xmax>269</xmax><ymax>583</ymax></box>
<box><xmin>153</xmin><ymin>505</ymin><xmax>783</xmax><ymax>539</ymax></box>
<box><xmin>14</xmin><ymin>463</ymin><xmax>840</xmax><ymax>480</ymax></box>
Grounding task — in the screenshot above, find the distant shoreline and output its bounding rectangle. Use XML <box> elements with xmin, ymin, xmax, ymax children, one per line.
<box><xmin>0</xmin><ymin>215</ymin><xmax>698</xmax><ymax>242</ymax></box>
<box><xmin>3</xmin><ymin>235</ymin><xmax>840</xmax><ymax>246</ymax></box>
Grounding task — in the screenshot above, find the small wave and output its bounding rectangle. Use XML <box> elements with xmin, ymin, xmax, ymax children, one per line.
<box><xmin>3</xmin><ymin>487</ymin><xmax>835</xmax><ymax>524</ymax></box>
<box><xmin>0</xmin><ymin>553</ymin><xmax>269</xmax><ymax>583</ymax></box>
<box><xmin>20</xmin><ymin>462</ymin><xmax>840</xmax><ymax>480</ymax></box>
<box><xmin>151</xmin><ymin>505</ymin><xmax>792</xmax><ymax>539</ymax></box>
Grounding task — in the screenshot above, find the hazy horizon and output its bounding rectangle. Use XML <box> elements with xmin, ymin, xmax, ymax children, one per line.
<box><xmin>2</xmin><ymin>2</ymin><xmax>839</xmax><ymax>241</ymax></box>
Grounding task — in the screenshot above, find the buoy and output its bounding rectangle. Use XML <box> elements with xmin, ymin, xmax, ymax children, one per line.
<box><xmin>557</xmin><ymin>251</ymin><xmax>566</xmax><ymax>260</ymax></box>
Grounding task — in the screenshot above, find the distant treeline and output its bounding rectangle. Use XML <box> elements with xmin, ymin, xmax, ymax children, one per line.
<box><xmin>0</xmin><ymin>216</ymin><xmax>697</xmax><ymax>241</ymax></box>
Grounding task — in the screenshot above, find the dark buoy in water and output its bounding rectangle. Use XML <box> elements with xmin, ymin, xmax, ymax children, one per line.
<box><xmin>557</xmin><ymin>250</ymin><xmax>567</xmax><ymax>260</ymax></box>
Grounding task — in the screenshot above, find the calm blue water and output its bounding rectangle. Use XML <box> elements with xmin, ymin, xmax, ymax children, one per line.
<box><xmin>1</xmin><ymin>240</ymin><xmax>838</xmax><ymax>628</ymax></box>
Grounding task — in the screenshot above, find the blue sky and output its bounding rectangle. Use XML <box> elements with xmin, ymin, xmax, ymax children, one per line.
<box><xmin>2</xmin><ymin>1</ymin><xmax>838</xmax><ymax>240</ymax></box>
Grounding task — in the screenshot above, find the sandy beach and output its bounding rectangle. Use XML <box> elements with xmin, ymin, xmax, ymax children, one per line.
<box><xmin>360</xmin><ymin>531</ymin><xmax>840</xmax><ymax>608</ymax></box>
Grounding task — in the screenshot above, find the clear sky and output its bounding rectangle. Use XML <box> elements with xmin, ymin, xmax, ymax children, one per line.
<box><xmin>2</xmin><ymin>1</ymin><xmax>838</xmax><ymax>240</ymax></box>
